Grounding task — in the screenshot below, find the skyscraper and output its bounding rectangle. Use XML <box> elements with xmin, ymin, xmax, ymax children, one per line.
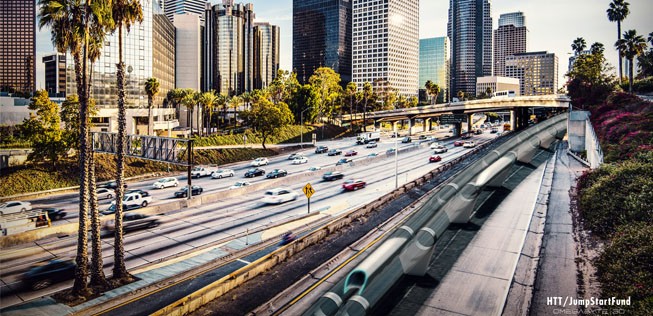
<box><xmin>419</xmin><ymin>37</ymin><xmax>450</xmax><ymax>103</ymax></box>
<box><xmin>42</xmin><ymin>53</ymin><xmax>67</xmax><ymax>98</ymax></box>
<box><xmin>206</xmin><ymin>1</ymin><xmax>255</xmax><ymax>96</ymax></box>
<box><xmin>448</xmin><ymin>0</ymin><xmax>492</xmax><ymax>98</ymax></box>
<box><xmin>0</xmin><ymin>0</ymin><xmax>36</xmax><ymax>95</ymax></box>
<box><xmin>494</xmin><ymin>12</ymin><xmax>527</xmax><ymax>77</ymax></box>
<box><xmin>352</xmin><ymin>0</ymin><xmax>419</xmax><ymax>96</ymax></box>
<box><xmin>253</xmin><ymin>23</ymin><xmax>280</xmax><ymax>89</ymax></box>
<box><xmin>293</xmin><ymin>0</ymin><xmax>352</xmax><ymax>85</ymax></box>
<box><xmin>505</xmin><ymin>51</ymin><xmax>559</xmax><ymax>96</ymax></box>
<box><xmin>163</xmin><ymin>0</ymin><xmax>205</xmax><ymax>25</ymax></box>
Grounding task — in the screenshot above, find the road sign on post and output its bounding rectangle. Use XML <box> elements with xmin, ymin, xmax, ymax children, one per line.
<box><xmin>303</xmin><ymin>183</ymin><xmax>315</xmax><ymax>213</ymax></box>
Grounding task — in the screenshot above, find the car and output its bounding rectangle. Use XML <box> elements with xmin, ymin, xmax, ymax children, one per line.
<box><xmin>191</xmin><ymin>167</ymin><xmax>214</xmax><ymax>178</ymax></box>
<box><xmin>461</xmin><ymin>133</ymin><xmax>472</xmax><ymax>139</ymax></box>
<box><xmin>292</xmin><ymin>156</ymin><xmax>308</xmax><ymax>164</ymax></box>
<box><xmin>102</xmin><ymin>203</ymin><xmax>138</xmax><ymax>215</ymax></box>
<box><xmin>152</xmin><ymin>177</ymin><xmax>179</xmax><ymax>189</ymax></box>
<box><xmin>174</xmin><ymin>185</ymin><xmax>203</xmax><ymax>198</ymax></box>
<box><xmin>32</xmin><ymin>207</ymin><xmax>67</xmax><ymax>221</ymax></box>
<box><xmin>96</xmin><ymin>188</ymin><xmax>115</xmax><ymax>200</ymax></box>
<box><xmin>266</xmin><ymin>169</ymin><xmax>288</xmax><ymax>179</ymax></box>
<box><xmin>386</xmin><ymin>148</ymin><xmax>397</xmax><ymax>155</ymax></box>
<box><xmin>463</xmin><ymin>141</ymin><xmax>476</xmax><ymax>148</ymax></box>
<box><xmin>491</xmin><ymin>127</ymin><xmax>499</xmax><ymax>133</ymax></box>
<box><xmin>250</xmin><ymin>157</ymin><xmax>269</xmax><ymax>166</ymax></box>
<box><xmin>278</xmin><ymin>231</ymin><xmax>297</xmax><ymax>246</ymax></box>
<box><xmin>105</xmin><ymin>213</ymin><xmax>161</xmax><ymax>232</ymax></box>
<box><xmin>344</xmin><ymin>150</ymin><xmax>358</xmax><ymax>156</ymax></box>
<box><xmin>0</xmin><ymin>201</ymin><xmax>32</xmax><ymax>215</ymax></box>
<box><xmin>98</xmin><ymin>180</ymin><xmax>127</xmax><ymax>190</ymax></box>
<box><xmin>229</xmin><ymin>181</ymin><xmax>251</xmax><ymax>190</ymax></box>
<box><xmin>365</xmin><ymin>141</ymin><xmax>378</xmax><ymax>148</ymax></box>
<box><xmin>327</xmin><ymin>149</ymin><xmax>342</xmax><ymax>156</ymax></box>
<box><xmin>126</xmin><ymin>189</ymin><xmax>150</xmax><ymax>198</ymax></box>
<box><xmin>261</xmin><ymin>188</ymin><xmax>299</xmax><ymax>204</ymax></box>
<box><xmin>315</xmin><ymin>146</ymin><xmax>329</xmax><ymax>154</ymax></box>
<box><xmin>211</xmin><ymin>169</ymin><xmax>235</xmax><ymax>179</ymax></box>
<box><xmin>22</xmin><ymin>260</ymin><xmax>76</xmax><ymax>290</ymax></box>
<box><xmin>432</xmin><ymin>144</ymin><xmax>448</xmax><ymax>153</ymax></box>
<box><xmin>288</xmin><ymin>153</ymin><xmax>305</xmax><ymax>160</ymax></box>
<box><xmin>429</xmin><ymin>155</ymin><xmax>442</xmax><ymax>163</ymax></box>
<box><xmin>342</xmin><ymin>179</ymin><xmax>366</xmax><ymax>191</ymax></box>
<box><xmin>418</xmin><ymin>135</ymin><xmax>427</xmax><ymax>140</ymax></box>
<box><xmin>453</xmin><ymin>140</ymin><xmax>464</xmax><ymax>147</ymax></box>
<box><xmin>390</xmin><ymin>131</ymin><xmax>399</xmax><ymax>138</ymax></box>
<box><xmin>336</xmin><ymin>158</ymin><xmax>352</xmax><ymax>166</ymax></box>
<box><xmin>323</xmin><ymin>171</ymin><xmax>344</xmax><ymax>181</ymax></box>
<box><xmin>104</xmin><ymin>192</ymin><xmax>152</xmax><ymax>215</ymax></box>
<box><xmin>475</xmin><ymin>129</ymin><xmax>483</xmax><ymax>135</ymax></box>
<box><xmin>308</xmin><ymin>166</ymin><xmax>322</xmax><ymax>172</ymax></box>
<box><xmin>245</xmin><ymin>168</ymin><xmax>266</xmax><ymax>178</ymax></box>
<box><xmin>368</xmin><ymin>153</ymin><xmax>378</xmax><ymax>157</ymax></box>
<box><xmin>401</xmin><ymin>136</ymin><xmax>412</xmax><ymax>143</ymax></box>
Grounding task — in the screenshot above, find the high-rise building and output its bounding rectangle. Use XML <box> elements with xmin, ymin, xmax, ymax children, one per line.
<box><xmin>352</xmin><ymin>0</ymin><xmax>419</xmax><ymax>96</ymax></box>
<box><xmin>205</xmin><ymin>1</ymin><xmax>255</xmax><ymax>96</ymax></box>
<box><xmin>505</xmin><ymin>51</ymin><xmax>558</xmax><ymax>96</ymax></box>
<box><xmin>66</xmin><ymin>0</ymin><xmax>177</xmax><ymax>134</ymax></box>
<box><xmin>163</xmin><ymin>0</ymin><xmax>205</xmax><ymax>25</ymax></box>
<box><xmin>419</xmin><ymin>37</ymin><xmax>450</xmax><ymax>103</ymax></box>
<box><xmin>253</xmin><ymin>23</ymin><xmax>280</xmax><ymax>89</ymax></box>
<box><xmin>448</xmin><ymin>0</ymin><xmax>492</xmax><ymax>98</ymax></box>
<box><xmin>42</xmin><ymin>53</ymin><xmax>67</xmax><ymax>98</ymax></box>
<box><xmin>174</xmin><ymin>13</ymin><xmax>203</xmax><ymax>131</ymax></box>
<box><xmin>0</xmin><ymin>0</ymin><xmax>36</xmax><ymax>95</ymax></box>
<box><xmin>293</xmin><ymin>0</ymin><xmax>352</xmax><ymax>85</ymax></box>
<box><xmin>494</xmin><ymin>12</ymin><xmax>527</xmax><ymax>77</ymax></box>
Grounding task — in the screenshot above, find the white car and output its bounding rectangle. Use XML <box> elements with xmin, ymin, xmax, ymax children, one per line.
<box><xmin>229</xmin><ymin>181</ymin><xmax>251</xmax><ymax>190</ymax></box>
<box><xmin>250</xmin><ymin>157</ymin><xmax>269</xmax><ymax>167</ymax></box>
<box><xmin>152</xmin><ymin>177</ymin><xmax>179</xmax><ymax>189</ymax></box>
<box><xmin>292</xmin><ymin>156</ymin><xmax>308</xmax><ymax>164</ymax></box>
<box><xmin>211</xmin><ymin>169</ymin><xmax>235</xmax><ymax>179</ymax></box>
<box><xmin>261</xmin><ymin>188</ymin><xmax>299</xmax><ymax>204</ymax></box>
<box><xmin>431</xmin><ymin>143</ymin><xmax>448</xmax><ymax>153</ymax></box>
<box><xmin>0</xmin><ymin>201</ymin><xmax>32</xmax><ymax>215</ymax></box>
<box><xmin>365</xmin><ymin>141</ymin><xmax>378</xmax><ymax>148</ymax></box>
<box><xmin>96</xmin><ymin>188</ymin><xmax>115</xmax><ymax>200</ymax></box>
<box><xmin>463</xmin><ymin>141</ymin><xmax>476</xmax><ymax>148</ymax></box>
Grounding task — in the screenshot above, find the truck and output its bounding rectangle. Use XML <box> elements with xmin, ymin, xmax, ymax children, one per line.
<box><xmin>104</xmin><ymin>193</ymin><xmax>152</xmax><ymax>214</ymax></box>
<box><xmin>191</xmin><ymin>166</ymin><xmax>215</xmax><ymax>178</ymax></box>
<box><xmin>356</xmin><ymin>132</ymin><xmax>381</xmax><ymax>144</ymax></box>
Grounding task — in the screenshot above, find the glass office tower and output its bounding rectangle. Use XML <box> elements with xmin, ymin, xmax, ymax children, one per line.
<box><xmin>293</xmin><ymin>0</ymin><xmax>352</xmax><ymax>85</ymax></box>
<box><xmin>447</xmin><ymin>0</ymin><xmax>492</xmax><ymax>98</ymax></box>
<box><xmin>494</xmin><ymin>12</ymin><xmax>527</xmax><ymax>76</ymax></box>
<box><xmin>0</xmin><ymin>0</ymin><xmax>36</xmax><ymax>95</ymax></box>
<box><xmin>163</xmin><ymin>0</ymin><xmax>206</xmax><ymax>24</ymax></box>
<box><xmin>505</xmin><ymin>51</ymin><xmax>558</xmax><ymax>96</ymax></box>
<box><xmin>253</xmin><ymin>23</ymin><xmax>280</xmax><ymax>89</ymax></box>
<box><xmin>419</xmin><ymin>37</ymin><xmax>450</xmax><ymax>103</ymax></box>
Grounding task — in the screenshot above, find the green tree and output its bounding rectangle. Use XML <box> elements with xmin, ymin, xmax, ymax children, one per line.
<box><xmin>25</xmin><ymin>90</ymin><xmax>67</xmax><ymax>167</ymax></box>
<box><xmin>344</xmin><ymin>82</ymin><xmax>357</xmax><ymax>131</ymax></box>
<box><xmin>269</xmin><ymin>70</ymin><xmax>300</xmax><ymax>104</ymax></box>
<box><xmin>309</xmin><ymin>67</ymin><xmax>342</xmax><ymax>121</ymax></box>
<box><xmin>229</xmin><ymin>95</ymin><xmax>243</xmax><ymax>128</ymax></box>
<box><xmin>566</xmin><ymin>42</ymin><xmax>616</xmax><ymax>107</ymax></box>
<box><xmin>590</xmin><ymin>42</ymin><xmax>605</xmax><ymax>55</ymax></box>
<box><xmin>408</xmin><ymin>96</ymin><xmax>418</xmax><ymax>108</ymax></box>
<box><xmin>288</xmin><ymin>84</ymin><xmax>320</xmax><ymax>123</ymax></box>
<box><xmin>181</xmin><ymin>89</ymin><xmax>198</xmax><ymax>134</ymax></box>
<box><xmin>361</xmin><ymin>82</ymin><xmax>373</xmax><ymax>132</ymax></box>
<box><xmin>145</xmin><ymin>77</ymin><xmax>160</xmax><ymax>136</ymax></box>
<box><xmin>457</xmin><ymin>90</ymin><xmax>465</xmax><ymax>101</ymax></box>
<box><xmin>197</xmin><ymin>91</ymin><xmax>218</xmax><ymax>135</ymax></box>
<box><xmin>425</xmin><ymin>80</ymin><xmax>441</xmax><ymax>105</ymax></box>
<box><xmin>572</xmin><ymin>37</ymin><xmax>587</xmax><ymax>55</ymax></box>
<box><xmin>240</xmin><ymin>97</ymin><xmax>294</xmax><ymax>149</ymax></box>
<box><xmin>111</xmin><ymin>0</ymin><xmax>143</xmax><ymax>283</ymax></box>
<box><xmin>616</xmin><ymin>29</ymin><xmax>648</xmax><ymax>93</ymax></box>
<box><xmin>607</xmin><ymin>0</ymin><xmax>630</xmax><ymax>83</ymax></box>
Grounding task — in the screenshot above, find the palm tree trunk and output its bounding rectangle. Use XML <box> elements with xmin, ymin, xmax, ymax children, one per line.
<box><xmin>190</xmin><ymin>108</ymin><xmax>194</xmax><ymax>135</ymax></box>
<box><xmin>628</xmin><ymin>57</ymin><xmax>634</xmax><ymax>92</ymax></box>
<box><xmin>148</xmin><ymin>97</ymin><xmax>153</xmax><ymax>136</ymax></box>
<box><xmin>617</xmin><ymin>21</ymin><xmax>623</xmax><ymax>83</ymax></box>
<box><xmin>363</xmin><ymin>99</ymin><xmax>367</xmax><ymax>132</ymax></box>
<box><xmin>113</xmin><ymin>26</ymin><xmax>132</xmax><ymax>282</ymax></box>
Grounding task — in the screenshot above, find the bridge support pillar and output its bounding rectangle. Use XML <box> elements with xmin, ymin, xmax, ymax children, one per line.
<box><xmin>454</xmin><ymin>122</ymin><xmax>463</xmax><ymax>137</ymax></box>
<box><xmin>467</xmin><ymin>113</ymin><xmax>474</xmax><ymax>134</ymax></box>
<box><xmin>408</xmin><ymin>118</ymin><xmax>414</xmax><ymax>136</ymax></box>
<box><xmin>510</xmin><ymin>110</ymin><xmax>516</xmax><ymax>131</ymax></box>
<box><xmin>424</xmin><ymin>118</ymin><xmax>431</xmax><ymax>132</ymax></box>
<box><xmin>392</xmin><ymin>121</ymin><xmax>399</xmax><ymax>133</ymax></box>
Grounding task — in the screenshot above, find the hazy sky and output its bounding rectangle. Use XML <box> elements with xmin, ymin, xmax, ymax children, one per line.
<box><xmin>36</xmin><ymin>0</ymin><xmax>653</xmax><ymax>90</ymax></box>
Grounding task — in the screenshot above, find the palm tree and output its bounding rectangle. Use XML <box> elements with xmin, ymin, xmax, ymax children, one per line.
<box><xmin>616</xmin><ymin>29</ymin><xmax>647</xmax><ymax>93</ymax></box>
<box><xmin>361</xmin><ymin>82</ymin><xmax>373</xmax><ymax>132</ymax></box>
<box><xmin>145</xmin><ymin>77</ymin><xmax>160</xmax><ymax>136</ymax></box>
<box><xmin>182</xmin><ymin>90</ymin><xmax>198</xmax><ymax>135</ymax></box>
<box><xmin>241</xmin><ymin>91</ymin><xmax>252</xmax><ymax>111</ymax></box>
<box><xmin>425</xmin><ymin>80</ymin><xmax>440</xmax><ymax>105</ymax></box>
<box><xmin>229</xmin><ymin>95</ymin><xmax>243</xmax><ymax>128</ymax></box>
<box><xmin>607</xmin><ymin>0</ymin><xmax>630</xmax><ymax>83</ymax></box>
<box><xmin>198</xmin><ymin>91</ymin><xmax>218</xmax><ymax>135</ymax></box>
<box><xmin>571</xmin><ymin>37</ymin><xmax>587</xmax><ymax>55</ymax></box>
<box><xmin>111</xmin><ymin>0</ymin><xmax>143</xmax><ymax>282</ymax></box>
<box><xmin>590</xmin><ymin>42</ymin><xmax>605</xmax><ymax>55</ymax></box>
<box><xmin>217</xmin><ymin>93</ymin><xmax>229</xmax><ymax>129</ymax></box>
<box><xmin>345</xmin><ymin>82</ymin><xmax>357</xmax><ymax>132</ymax></box>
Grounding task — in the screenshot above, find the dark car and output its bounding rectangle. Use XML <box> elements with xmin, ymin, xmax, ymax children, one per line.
<box><xmin>174</xmin><ymin>185</ymin><xmax>203</xmax><ymax>198</ymax></box>
<box><xmin>22</xmin><ymin>260</ymin><xmax>76</xmax><ymax>290</ymax></box>
<box><xmin>336</xmin><ymin>158</ymin><xmax>352</xmax><ymax>166</ymax></box>
<box><xmin>98</xmin><ymin>180</ymin><xmax>127</xmax><ymax>190</ymax></box>
<box><xmin>323</xmin><ymin>171</ymin><xmax>344</xmax><ymax>181</ymax></box>
<box><xmin>327</xmin><ymin>149</ymin><xmax>342</xmax><ymax>156</ymax></box>
<box><xmin>418</xmin><ymin>135</ymin><xmax>427</xmax><ymax>140</ymax></box>
<box><xmin>245</xmin><ymin>168</ymin><xmax>266</xmax><ymax>178</ymax></box>
<box><xmin>386</xmin><ymin>148</ymin><xmax>397</xmax><ymax>155</ymax></box>
<box><xmin>126</xmin><ymin>189</ymin><xmax>150</xmax><ymax>197</ymax></box>
<box><xmin>106</xmin><ymin>213</ymin><xmax>161</xmax><ymax>232</ymax></box>
<box><xmin>342</xmin><ymin>179</ymin><xmax>366</xmax><ymax>191</ymax></box>
<box><xmin>315</xmin><ymin>146</ymin><xmax>329</xmax><ymax>154</ymax></box>
<box><xmin>461</xmin><ymin>133</ymin><xmax>472</xmax><ymax>139</ymax></box>
<box><xmin>344</xmin><ymin>150</ymin><xmax>358</xmax><ymax>157</ymax></box>
<box><xmin>101</xmin><ymin>203</ymin><xmax>141</xmax><ymax>215</ymax></box>
<box><xmin>266</xmin><ymin>169</ymin><xmax>288</xmax><ymax>179</ymax></box>
<box><xmin>453</xmin><ymin>140</ymin><xmax>464</xmax><ymax>146</ymax></box>
<box><xmin>33</xmin><ymin>208</ymin><xmax>67</xmax><ymax>221</ymax></box>
<box><xmin>491</xmin><ymin>127</ymin><xmax>499</xmax><ymax>133</ymax></box>
<box><xmin>401</xmin><ymin>136</ymin><xmax>412</xmax><ymax>143</ymax></box>
<box><xmin>475</xmin><ymin>129</ymin><xmax>483</xmax><ymax>135</ymax></box>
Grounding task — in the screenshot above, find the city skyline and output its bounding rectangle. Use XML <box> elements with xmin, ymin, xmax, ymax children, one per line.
<box><xmin>36</xmin><ymin>0</ymin><xmax>653</xmax><ymax>89</ymax></box>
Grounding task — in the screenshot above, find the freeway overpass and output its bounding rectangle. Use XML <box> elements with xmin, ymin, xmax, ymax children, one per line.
<box><xmin>342</xmin><ymin>94</ymin><xmax>570</xmax><ymax>135</ymax></box>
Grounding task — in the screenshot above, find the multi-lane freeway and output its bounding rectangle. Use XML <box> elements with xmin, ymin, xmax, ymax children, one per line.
<box><xmin>0</xmin><ymin>122</ymin><xmax>501</xmax><ymax>308</ymax></box>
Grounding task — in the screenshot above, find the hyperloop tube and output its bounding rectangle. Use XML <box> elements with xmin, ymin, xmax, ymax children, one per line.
<box><xmin>474</xmin><ymin>152</ymin><xmax>517</xmax><ymax>187</ymax></box>
<box><xmin>343</xmin><ymin>236</ymin><xmax>408</xmax><ymax>295</ymax></box>
<box><xmin>399</xmin><ymin>210</ymin><xmax>450</xmax><ymax>276</ymax></box>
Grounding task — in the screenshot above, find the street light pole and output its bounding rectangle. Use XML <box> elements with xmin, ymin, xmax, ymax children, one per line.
<box><xmin>395</xmin><ymin>135</ymin><xmax>398</xmax><ymax>189</ymax></box>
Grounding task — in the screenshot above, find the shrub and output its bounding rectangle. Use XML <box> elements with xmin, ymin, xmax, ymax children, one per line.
<box><xmin>596</xmin><ymin>223</ymin><xmax>653</xmax><ymax>315</ymax></box>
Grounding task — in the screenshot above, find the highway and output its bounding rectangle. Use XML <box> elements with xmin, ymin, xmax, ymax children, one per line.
<box><xmin>0</xmin><ymin>123</ymin><xmax>499</xmax><ymax>308</ymax></box>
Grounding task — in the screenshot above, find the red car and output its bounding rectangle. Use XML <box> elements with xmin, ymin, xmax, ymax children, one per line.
<box><xmin>342</xmin><ymin>179</ymin><xmax>366</xmax><ymax>191</ymax></box>
<box><xmin>344</xmin><ymin>150</ymin><xmax>358</xmax><ymax>157</ymax></box>
<box><xmin>453</xmin><ymin>140</ymin><xmax>464</xmax><ymax>146</ymax></box>
<box><xmin>429</xmin><ymin>155</ymin><xmax>442</xmax><ymax>163</ymax></box>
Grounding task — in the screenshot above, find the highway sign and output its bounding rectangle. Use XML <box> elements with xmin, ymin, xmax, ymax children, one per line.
<box><xmin>439</xmin><ymin>114</ymin><xmax>467</xmax><ymax>124</ymax></box>
<box><xmin>302</xmin><ymin>183</ymin><xmax>315</xmax><ymax>199</ymax></box>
